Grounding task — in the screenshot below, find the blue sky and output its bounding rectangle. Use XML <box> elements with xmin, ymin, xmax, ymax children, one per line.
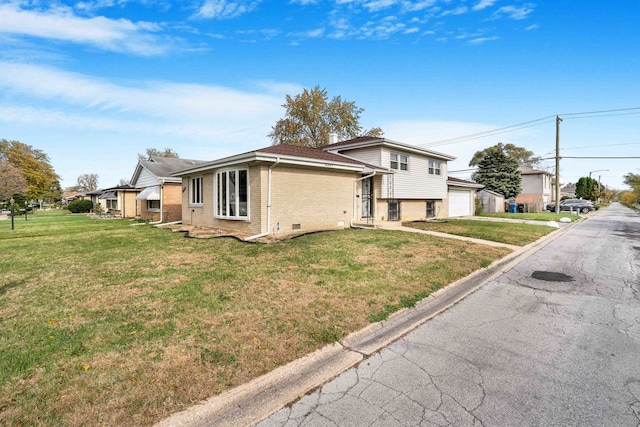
<box><xmin>1</xmin><ymin>0</ymin><xmax>639</xmax><ymax>190</ymax></box>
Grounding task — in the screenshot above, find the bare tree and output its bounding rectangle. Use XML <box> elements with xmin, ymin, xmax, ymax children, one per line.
<box><xmin>77</xmin><ymin>173</ymin><xmax>99</xmax><ymax>192</ymax></box>
<box><xmin>138</xmin><ymin>148</ymin><xmax>180</xmax><ymax>160</ymax></box>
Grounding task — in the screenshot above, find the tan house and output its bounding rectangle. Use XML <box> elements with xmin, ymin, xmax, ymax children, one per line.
<box><xmin>173</xmin><ymin>138</ymin><xmax>466</xmax><ymax>239</ymax></box>
<box><xmin>96</xmin><ymin>185</ymin><xmax>138</xmax><ymax>217</ymax></box>
<box><xmin>516</xmin><ymin>166</ymin><xmax>554</xmax><ymax>212</ymax></box>
<box><xmin>131</xmin><ymin>156</ymin><xmax>206</xmax><ymax>223</ymax></box>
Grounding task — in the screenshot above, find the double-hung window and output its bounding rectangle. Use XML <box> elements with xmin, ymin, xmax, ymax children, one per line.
<box><xmin>390</xmin><ymin>153</ymin><xmax>408</xmax><ymax>171</ymax></box>
<box><xmin>428</xmin><ymin>160</ymin><xmax>441</xmax><ymax>175</ymax></box>
<box><xmin>190</xmin><ymin>177</ymin><xmax>203</xmax><ymax>205</ymax></box>
<box><xmin>216</xmin><ymin>169</ymin><xmax>248</xmax><ymax>219</ymax></box>
<box><xmin>106</xmin><ymin>199</ymin><xmax>118</xmax><ymax>209</ymax></box>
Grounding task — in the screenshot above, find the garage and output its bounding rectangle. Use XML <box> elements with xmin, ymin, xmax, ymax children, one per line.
<box><xmin>448</xmin><ymin>190</ymin><xmax>473</xmax><ymax>217</ymax></box>
<box><xmin>447</xmin><ymin>177</ymin><xmax>484</xmax><ymax>218</ymax></box>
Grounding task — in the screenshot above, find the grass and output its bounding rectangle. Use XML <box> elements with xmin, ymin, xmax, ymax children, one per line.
<box><xmin>478</xmin><ymin>211</ymin><xmax>582</xmax><ymax>222</ymax></box>
<box><xmin>0</xmin><ymin>212</ymin><xmax>512</xmax><ymax>426</ymax></box>
<box><xmin>404</xmin><ymin>218</ymin><xmax>557</xmax><ymax>246</ymax></box>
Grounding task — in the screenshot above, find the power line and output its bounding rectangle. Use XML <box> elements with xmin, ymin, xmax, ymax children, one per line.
<box><xmin>419</xmin><ymin>107</ymin><xmax>640</xmax><ymax>148</ymax></box>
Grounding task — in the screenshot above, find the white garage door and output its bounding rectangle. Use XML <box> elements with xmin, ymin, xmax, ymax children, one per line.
<box><xmin>449</xmin><ymin>190</ymin><xmax>472</xmax><ymax>217</ymax></box>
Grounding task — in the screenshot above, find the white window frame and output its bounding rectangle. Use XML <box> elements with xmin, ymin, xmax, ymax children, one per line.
<box><xmin>429</xmin><ymin>160</ymin><xmax>441</xmax><ymax>175</ymax></box>
<box><xmin>190</xmin><ymin>177</ymin><xmax>203</xmax><ymax>206</ymax></box>
<box><xmin>106</xmin><ymin>199</ymin><xmax>118</xmax><ymax>210</ymax></box>
<box><xmin>215</xmin><ymin>169</ymin><xmax>249</xmax><ymax>220</ymax></box>
<box><xmin>390</xmin><ymin>152</ymin><xmax>408</xmax><ymax>171</ymax></box>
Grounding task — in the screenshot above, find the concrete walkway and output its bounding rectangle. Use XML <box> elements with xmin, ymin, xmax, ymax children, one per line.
<box><xmin>371</xmin><ymin>221</ymin><xmax>522</xmax><ymax>251</ymax></box>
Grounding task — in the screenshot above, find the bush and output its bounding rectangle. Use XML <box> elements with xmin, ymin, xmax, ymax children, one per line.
<box><xmin>67</xmin><ymin>199</ymin><xmax>93</xmax><ymax>213</ymax></box>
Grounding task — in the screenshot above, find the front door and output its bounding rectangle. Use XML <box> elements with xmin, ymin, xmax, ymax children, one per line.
<box><xmin>361</xmin><ymin>177</ymin><xmax>374</xmax><ymax>219</ymax></box>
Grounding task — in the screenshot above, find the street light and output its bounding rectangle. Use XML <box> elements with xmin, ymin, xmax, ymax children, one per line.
<box><xmin>10</xmin><ymin>197</ymin><xmax>14</xmax><ymax>230</ymax></box>
<box><xmin>589</xmin><ymin>169</ymin><xmax>608</xmax><ymax>178</ymax></box>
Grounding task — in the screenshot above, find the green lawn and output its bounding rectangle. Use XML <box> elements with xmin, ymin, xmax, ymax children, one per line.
<box><xmin>479</xmin><ymin>211</ymin><xmax>582</xmax><ymax>222</ymax></box>
<box><xmin>404</xmin><ymin>218</ymin><xmax>558</xmax><ymax>246</ymax></box>
<box><xmin>0</xmin><ymin>213</ymin><xmax>511</xmax><ymax>426</ymax></box>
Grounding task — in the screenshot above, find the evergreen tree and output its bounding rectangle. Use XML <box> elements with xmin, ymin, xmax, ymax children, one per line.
<box><xmin>472</xmin><ymin>148</ymin><xmax>521</xmax><ymax>198</ymax></box>
<box><xmin>575</xmin><ymin>177</ymin><xmax>600</xmax><ymax>201</ymax></box>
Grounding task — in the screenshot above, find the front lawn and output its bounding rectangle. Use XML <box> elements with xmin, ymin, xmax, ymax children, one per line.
<box><xmin>0</xmin><ymin>214</ymin><xmax>510</xmax><ymax>426</ymax></box>
<box><xmin>479</xmin><ymin>212</ymin><xmax>582</xmax><ymax>222</ymax></box>
<box><xmin>404</xmin><ymin>218</ymin><xmax>557</xmax><ymax>246</ymax></box>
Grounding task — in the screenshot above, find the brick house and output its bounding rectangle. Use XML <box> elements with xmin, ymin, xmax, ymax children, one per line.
<box><xmin>173</xmin><ymin>138</ymin><xmax>473</xmax><ymax>239</ymax></box>
<box><xmin>130</xmin><ymin>156</ymin><xmax>207</xmax><ymax>223</ymax></box>
<box><xmin>515</xmin><ymin>166</ymin><xmax>555</xmax><ymax>212</ymax></box>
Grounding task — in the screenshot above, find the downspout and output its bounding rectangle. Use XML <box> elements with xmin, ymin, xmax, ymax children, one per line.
<box><xmin>245</xmin><ymin>158</ymin><xmax>280</xmax><ymax>241</ymax></box>
<box><xmin>351</xmin><ymin>170</ymin><xmax>377</xmax><ymax>229</ymax></box>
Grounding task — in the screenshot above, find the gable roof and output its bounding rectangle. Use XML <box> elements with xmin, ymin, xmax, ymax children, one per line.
<box><xmin>518</xmin><ymin>165</ymin><xmax>553</xmax><ymax>176</ymax></box>
<box><xmin>447</xmin><ymin>176</ymin><xmax>484</xmax><ymax>189</ymax></box>
<box><xmin>172</xmin><ymin>144</ymin><xmax>391</xmax><ymax>176</ymax></box>
<box><xmin>324</xmin><ymin>136</ymin><xmax>456</xmax><ymax>161</ymax></box>
<box><xmin>131</xmin><ymin>156</ymin><xmax>208</xmax><ymax>185</ymax></box>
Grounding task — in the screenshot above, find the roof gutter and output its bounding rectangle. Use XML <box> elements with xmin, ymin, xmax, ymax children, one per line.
<box><xmin>244</xmin><ymin>158</ymin><xmax>281</xmax><ymax>241</ymax></box>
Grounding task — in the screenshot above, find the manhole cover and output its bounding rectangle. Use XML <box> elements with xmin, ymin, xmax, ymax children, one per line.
<box><xmin>531</xmin><ymin>271</ymin><xmax>574</xmax><ymax>282</ymax></box>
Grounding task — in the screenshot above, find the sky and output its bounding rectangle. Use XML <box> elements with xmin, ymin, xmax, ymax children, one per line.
<box><xmin>1</xmin><ymin>0</ymin><xmax>639</xmax><ymax>191</ymax></box>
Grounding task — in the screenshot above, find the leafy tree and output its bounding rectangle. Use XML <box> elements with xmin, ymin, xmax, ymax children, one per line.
<box><xmin>76</xmin><ymin>173</ymin><xmax>99</xmax><ymax>192</ymax></box>
<box><xmin>138</xmin><ymin>148</ymin><xmax>179</xmax><ymax>160</ymax></box>
<box><xmin>575</xmin><ymin>177</ymin><xmax>600</xmax><ymax>201</ymax></box>
<box><xmin>469</xmin><ymin>143</ymin><xmax>541</xmax><ymax>168</ymax></box>
<box><xmin>0</xmin><ymin>139</ymin><xmax>60</xmax><ymax>201</ymax></box>
<box><xmin>471</xmin><ymin>149</ymin><xmax>521</xmax><ymax>198</ymax></box>
<box><xmin>0</xmin><ymin>160</ymin><xmax>27</xmax><ymax>201</ymax></box>
<box><xmin>623</xmin><ymin>173</ymin><xmax>640</xmax><ymax>192</ymax></box>
<box><xmin>268</xmin><ymin>86</ymin><xmax>383</xmax><ymax>148</ymax></box>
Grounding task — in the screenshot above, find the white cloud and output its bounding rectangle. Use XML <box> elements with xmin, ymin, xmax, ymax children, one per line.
<box><xmin>0</xmin><ymin>2</ymin><xmax>169</xmax><ymax>55</ymax></box>
<box><xmin>440</xmin><ymin>6</ymin><xmax>469</xmax><ymax>17</ymax></box>
<box><xmin>492</xmin><ymin>4</ymin><xmax>534</xmax><ymax>20</ymax></box>
<box><xmin>525</xmin><ymin>23</ymin><xmax>540</xmax><ymax>30</ymax></box>
<box><xmin>469</xmin><ymin>35</ymin><xmax>499</xmax><ymax>44</ymax></box>
<box><xmin>364</xmin><ymin>0</ymin><xmax>398</xmax><ymax>12</ymax></box>
<box><xmin>193</xmin><ymin>0</ymin><xmax>261</xmax><ymax>19</ymax></box>
<box><xmin>472</xmin><ymin>0</ymin><xmax>497</xmax><ymax>11</ymax></box>
<box><xmin>0</xmin><ymin>61</ymin><xmax>285</xmax><ymax>134</ymax></box>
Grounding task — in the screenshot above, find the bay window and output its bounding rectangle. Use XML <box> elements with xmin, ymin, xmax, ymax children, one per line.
<box><xmin>216</xmin><ymin>169</ymin><xmax>248</xmax><ymax>219</ymax></box>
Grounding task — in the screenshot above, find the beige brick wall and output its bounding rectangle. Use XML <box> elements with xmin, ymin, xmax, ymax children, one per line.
<box><xmin>183</xmin><ymin>164</ymin><xmax>357</xmax><ymax>237</ymax></box>
<box><xmin>371</xmin><ymin>198</ymin><xmax>447</xmax><ymax>221</ymax></box>
<box><xmin>269</xmin><ymin>166</ymin><xmax>355</xmax><ymax>238</ymax></box>
<box><xmin>137</xmin><ymin>183</ymin><xmax>183</xmax><ymax>222</ymax></box>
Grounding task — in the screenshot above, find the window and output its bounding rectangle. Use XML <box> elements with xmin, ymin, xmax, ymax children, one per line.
<box><xmin>190</xmin><ymin>177</ymin><xmax>203</xmax><ymax>205</ymax></box>
<box><xmin>429</xmin><ymin>160</ymin><xmax>441</xmax><ymax>175</ymax></box>
<box><xmin>147</xmin><ymin>200</ymin><xmax>160</xmax><ymax>210</ymax></box>
<box><xmin>426</xmin><ymin>200</ymin><xmax>436</xmax><ymax>218</ymax></box>
<box><xmin>390</xmin><ymin>153</ymin><xmax>408</xmax><ymax>171</ymax></box>
<box><xmin>216</xmin><ymin>169</ymin><xmax>248</xmax><ymax>219</ymax></box>
<box><xmin>106</xmin><ymin>199</ymin><xmax>118</xmax><ymax>209</ymax></box>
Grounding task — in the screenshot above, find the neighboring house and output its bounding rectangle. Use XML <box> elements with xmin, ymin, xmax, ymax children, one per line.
<box><xmin>324</xmin><ymin>136</ymin><xmax>456</xmax><ymax>221</ymax></box>
<box><xmin>130</xmin><ymin>156</ymin><xmax>207</xmax><ymax>223</ymax></box>
<box><xmin>477</xmin><ymin>189</ymin><xmax>505</xmax><ymax>214</ymax></box>
<box><xmin>85</xmin><ymin>189</ymin><xmax>104</xmax><ymax>207</ymax></box>
<box><xmin>516</xmin><ymin>166</ymin><xmax>554</xmax><ymax>212</ymax></box>
<box><xmin>561</xmin><ymin>182</ymin><xmax>576</xmax><ymax>198</ymax></box>
<box><xmin>96</xmin><ymin>184</ymin><xmax>138</xmax><ymax>217</ymax></box>
<box><xmin>447</xmin><ymin>177</ymin><xmax>484</xmax><ymax>217</ymax></box>
<box><xmin>173</xmin><ymin>137</ymin><xmax>461</xmax><ymax>239</ymax></box>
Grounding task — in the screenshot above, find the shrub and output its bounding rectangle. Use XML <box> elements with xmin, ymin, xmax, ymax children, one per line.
<box><xmin>67</xmin><ymin>199</ymin><xmax>93</xmax><ymax>213</ymax></box>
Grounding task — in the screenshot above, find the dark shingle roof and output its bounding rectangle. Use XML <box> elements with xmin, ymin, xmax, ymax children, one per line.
<box><xmin>255</xmin><ymin>144</ymin><xmax>380</xmax><ymax>167</ymax></box>
<box><xmin>141</xmin><ymin>156</ymin><xmax>208</xmax><ymax>178</ymax></box>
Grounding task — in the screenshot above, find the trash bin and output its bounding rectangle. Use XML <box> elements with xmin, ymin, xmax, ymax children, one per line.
<box><xmin>509</xmin><ymin>203</ymin><xmax>517</xmax><ymax>213</ymax></box>
<box><xmin>517</xmin><ymin>203</ymin><xmax>525</xmax><ymax>213</ymax></box>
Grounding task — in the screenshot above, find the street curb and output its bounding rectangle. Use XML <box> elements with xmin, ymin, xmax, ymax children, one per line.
<box><xmin>154</xmin><ymin>218</ymin><xmax>582</xmax><ymax>427</ymax></box>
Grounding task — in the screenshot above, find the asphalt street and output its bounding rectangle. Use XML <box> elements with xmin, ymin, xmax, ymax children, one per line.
<box><xmin>256</xmin><ymin>203</ymin><xmax>640</xmax><ymax>426</ymax></box>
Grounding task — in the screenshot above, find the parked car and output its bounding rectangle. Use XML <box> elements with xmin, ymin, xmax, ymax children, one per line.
<box><xmin>546</xmin><ymin>199</ymin><xmax>594</xmax><ymax>214</ymax></box>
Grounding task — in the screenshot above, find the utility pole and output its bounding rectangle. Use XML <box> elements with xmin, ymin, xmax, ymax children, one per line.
<box><xmin>555</xmin><ymin>115</ymin><xmax>562</xmax><ymax>214</ymax></box>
